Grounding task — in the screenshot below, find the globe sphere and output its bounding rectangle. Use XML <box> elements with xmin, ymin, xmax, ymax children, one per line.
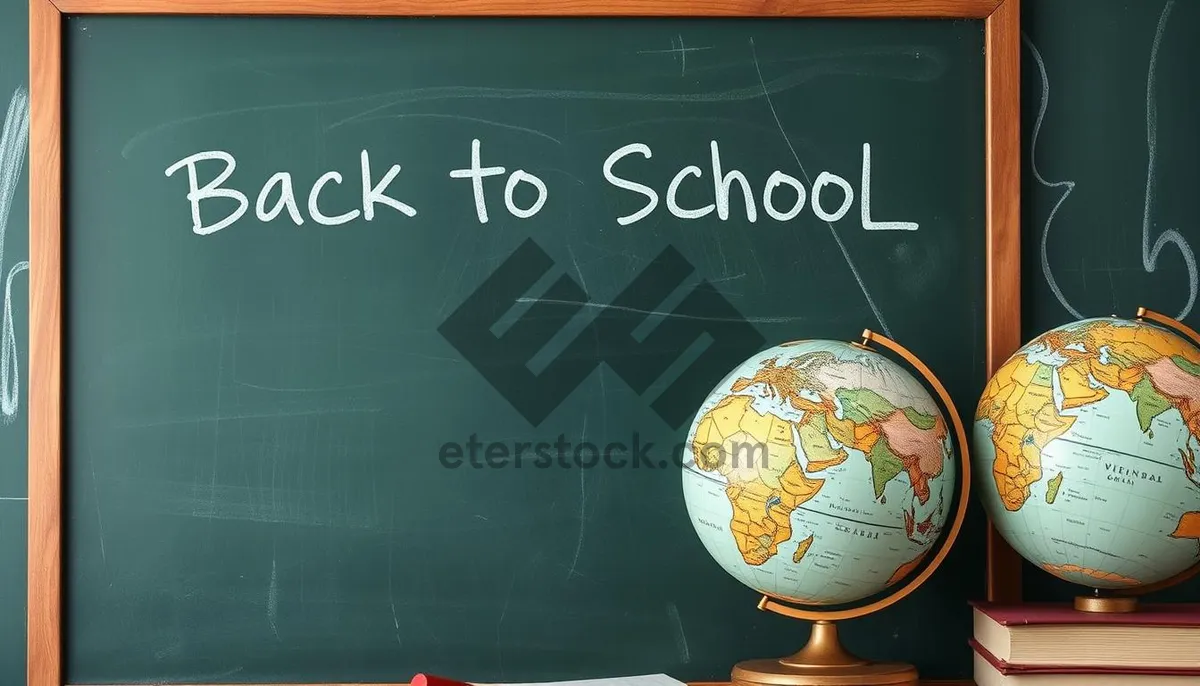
<box><xmin>973</xmin><ymin>316</ymin><xmax>1200</xmax><ymax>589</ymax></box>
<box><xmin>681</xmin><ymin>339</ymin><xmax>956</xmax><ymax>606</ymax></box>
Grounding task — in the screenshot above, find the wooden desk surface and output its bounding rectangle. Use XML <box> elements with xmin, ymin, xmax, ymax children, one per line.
<box><xmin>692</xmin><ymin>682</ymin><xmax>973</xmax><ymax>686</ymax></box>
<box><xmin>149</xmin><ymin>682</ymin><xmax>976</xmax><ymax>686</ymax></box>
<box><xmin>96</xmin><ymin>676</ymin><xmax>974</xmax><ymax>681</ymax></box>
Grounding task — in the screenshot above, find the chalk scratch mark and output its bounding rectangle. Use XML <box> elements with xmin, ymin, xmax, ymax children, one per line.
<box><xmin>267</xmin><ymin>551</ymin><xmax>279</xmax><ymax>640</ymax></box>
<box><xmin>667</xmin><ymin>603</ymin><xmax>691</xmax><ymax>663</ymax></box>
<box><xmin>496</xmin><ymin>570</ymin><xmax>516</xmax><ymax>678</ymax></box>
<box><xmin>1025</xmin><ymin>34</ymin><xmax>1082</xmax><ymax>320</ymax></box>
<box><xmin>326</xmin><ymin>112</ymin><xmax>563</xmax><ymax>144</ymax></box>
<box><xmin>516</xmin><ymin>297</ymin><xmax>804</xmax><ymax>324</ymax></box>
<box><xmin>116</xmin><ymin>406</ymin><xmax>382</xmax><ymax>429</ymax></box>
<box><xmin>88</xmin><ymin>447</ymin><xmax>107</xmax><ymax>571</ymax></box>
<box><xmin>0</xmin><ymin>87</ymin><xmax>30</xmax><ymax>421</ymax></box>
<box><xmin>638</xmin><ymin>35</ymin><xmax>713</xmax><ymax>76</ymax></box>
<box><xmin>565</xmin><ymin>248</ymin><xmax>590</xmax><ymax>581</ymax></box>
<box><xmin>749</xmin><ymin>39</ymin><xmax>892</xmax><ymax>337</ymax></box>
<box><xmin>387</xmin><ymin>541</ymin><xmax>402</xmax><ymax>647</ymax></box>
<box><xmin>567</xmin><ymin>416</ymin><xmax>588</xmax><ymax>580</ymax></box>
<box><xmin>1141</xmin><ymin>1</ymin><xmax>1196</xmax><ymax>320</ymax></box>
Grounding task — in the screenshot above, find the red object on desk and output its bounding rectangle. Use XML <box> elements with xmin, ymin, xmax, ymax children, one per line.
<box><xmin>414</xmin><ymin>673</ymin><xmax>474</xmax><ymax>686</ymax></box>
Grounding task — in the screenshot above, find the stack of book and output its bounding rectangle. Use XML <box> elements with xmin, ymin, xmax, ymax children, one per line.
<box><xmin>971</xmin><ymin>601</ymin><xmax>1200</xmax><ymax>685</ymax></box>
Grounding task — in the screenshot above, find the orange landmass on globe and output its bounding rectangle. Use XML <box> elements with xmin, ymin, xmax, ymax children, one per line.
<box><xmin>693</xmin><ymin>395</ymin><xmax>824</xmax><ymax>565</ymax></box>
<box><xmin>730</xmin><ymin>357</ymin><xmax>822</xmax><ymax>413</ymax></box>
<box><xmin>1058</xmin><ymin>360</ymin><xmax>1108</xmax><ymax>409</ymax></box>
<box><xmin>793</xmin><ymin>533</ymin><xmax>815</xmax><ymax>563</ymax></box>
<box><xmin>1074</xmin><ymin>321</ymin><xmax>1200</xmax><ymax>438</ymax></box>
<box><xmin>975</xmin><ymin>357</ymin><xmax>1075</xmax><ymax>511</ymax></box>
<box><xmin>725</xmin><ymin>464</ymin><xmax>823</xmax><ymax>565</ymax></box>
<box><xmin>1171</xmin><ymin>512</ymin><xmax>1200</xmax><ymax>542</ymax></box>
<box><xmin>887</xmin><ymin>551</ymin><xmax>927</xmax><ymax>586</ymax></box>
<box><xmin>694</xmin><ymin>352</ymin><xmax>951</xmax><ymax>566</ymax></box>
<box><xmin>796</xmin><ymin>413</ymin><xmax>849</xmax><ymax>473</ymax></box>
<box><xmin>1042</xmin><ymin>563</ymin><xmax>1140</xmax><ymax>587</ymax></box>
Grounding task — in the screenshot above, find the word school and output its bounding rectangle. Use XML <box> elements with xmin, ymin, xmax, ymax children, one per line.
<box><xmin>164</xmin><ymin>139</ymin><xmax>918</xmax><ymax>235</ymax></box>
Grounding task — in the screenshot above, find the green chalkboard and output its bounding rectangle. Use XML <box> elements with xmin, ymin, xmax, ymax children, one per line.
<box><xmin>0</xmin><ymin>0</ymin><xmax>30</xmax><ymax>683</ymax></box>
<box><xmin>1021</xmin><ymin>0</ymin><xmax>1200</xmax><ymax>602</ymax></box>
<box><xmin>64</xmin><ymin>15</ymin><xmax>988</xmax><ymax>684</ymax></box>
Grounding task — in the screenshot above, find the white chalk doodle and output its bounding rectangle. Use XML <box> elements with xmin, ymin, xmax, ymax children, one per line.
<box><xmin>1141</xmin><ymin>1</ymin><xmax>1196</xmax><ymax>320</ymax></box>
<box><xmin>1025</xmin><ymin>34</ymin><xmax>1082</xmax><ymax>320</ymax></box>
<box><xmin>1031</xmin><ymin>0</ymin><xmax>1197</xmax><ymax>321</ymax></box>
<box><xmin>0</xmin><ymin>86</ymin><xmax>29</xmax><ymax>420</ymax></box>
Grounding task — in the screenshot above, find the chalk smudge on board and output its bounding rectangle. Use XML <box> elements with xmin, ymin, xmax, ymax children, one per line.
<box><xmin>122</xmin><ymin>48</ymin><xmax>942</xmax><ymax>158</ymax></box>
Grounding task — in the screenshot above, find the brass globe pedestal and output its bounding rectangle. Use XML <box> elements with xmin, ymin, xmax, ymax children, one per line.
<box><xmin>732</xmin><ymin>621</ymin><xmax>917</xmax><ymax>686</ymax></box>
<box><xmin>1065</xmin><ymin>311</ymin><xmax>1200</xmax><ymax>616</ymax></box>
<box><xmin>727</xmin><ymin>329</ymin><xmax>971</xmax><ymax>686</ymax></box>
<box><xmin>1073</xmin><ymin>590</ymin><xmax>1138</xmax><ymax>614</ymax></box>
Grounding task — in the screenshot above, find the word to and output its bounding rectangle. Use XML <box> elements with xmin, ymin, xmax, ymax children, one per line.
<box><xmin>165</xmin><ymin>139</ymin><xmax>919</xmax><ymax>234</ymax></box>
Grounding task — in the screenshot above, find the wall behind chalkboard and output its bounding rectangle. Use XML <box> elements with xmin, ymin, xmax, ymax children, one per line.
<box><xmin>1021</xmin><ymin>0</ymin><xmax>1200</xmax><ymax>602</ymax></box>
<box><xmin>1</xmin><ymin>0</ymin><xmax>1198</xmax><ymax>683</ymax></box>
<box><xmin>0</xmin><ymin>0</ymin><xmax>30</xmax><ymax>683</ymax></box>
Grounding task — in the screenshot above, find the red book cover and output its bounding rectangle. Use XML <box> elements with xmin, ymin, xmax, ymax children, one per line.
<box><xmin>970</xmin><ymin>601</ymin><xmax>1200</xmax><ymax>627</ymax></box>
<box><xmin>970</xmin><ymin>639</ymin><xmax>1200</xmax><ymax>676</ymax></box>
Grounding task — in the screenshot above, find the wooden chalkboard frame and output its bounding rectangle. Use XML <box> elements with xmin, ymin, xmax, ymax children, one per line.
<box><xmin>27</xmin><ymin>1</ymin><xmax>1021</xmax><ymax>685</ymax></box>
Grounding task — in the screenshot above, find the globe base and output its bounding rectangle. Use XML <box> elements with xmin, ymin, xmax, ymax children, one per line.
<box><xmin>1074</xmin><ymin>594</ymin><xmax>1138</xmax><ymax>613</ymax></box>
<box><xmin>731</xmin><ymin>621</ymin><xmax>918</xmax><ymax>686</ymax></box>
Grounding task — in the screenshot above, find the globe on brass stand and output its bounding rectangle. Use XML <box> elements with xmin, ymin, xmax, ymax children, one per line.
<box><xmin>681</xmin><ymin>329</ymin><xmax>971</xmax><ymax>686</ymax></box>
<box><xmin>1069</xmin><ymin>309</ymin><xmax>1200</xmax><ymax>614</ymax></box>
<box><xmin>973</xmin><ymin>308</ymin><xmax>1200</xmax><ymax>617</ymax></box>
<box><xmin>730</xmin><ymin>331</ymin><xmax>971</xmax><ymax>686</ymax></box>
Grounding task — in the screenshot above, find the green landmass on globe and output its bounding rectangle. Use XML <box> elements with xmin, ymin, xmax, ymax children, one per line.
<box><xmin>973</xmin><ymin>317</ymin><xmax>1200</xmax><ymax>589</ymax></box>
<box><xmin>682</xmin><ymin>340</ymin><xmax>956</xmax><ymax>606</ymax></box>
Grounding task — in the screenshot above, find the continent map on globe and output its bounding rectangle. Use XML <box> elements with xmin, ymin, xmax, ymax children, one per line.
<box><xmin>682</xmin><ymin>340</ymin><xmax>956</xmax><ymax>606</ymax></box>
<box><xmin>974</xmin><ymin>317</ymin><xmax>1200</xmax><ymax>589</ymax></box>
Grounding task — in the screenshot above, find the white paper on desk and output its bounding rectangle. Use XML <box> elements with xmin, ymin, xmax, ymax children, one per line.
<box><xmin>472</xmin><ymin>674</ymin><xmax>684</xmax><ymax>686</ymax></box>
